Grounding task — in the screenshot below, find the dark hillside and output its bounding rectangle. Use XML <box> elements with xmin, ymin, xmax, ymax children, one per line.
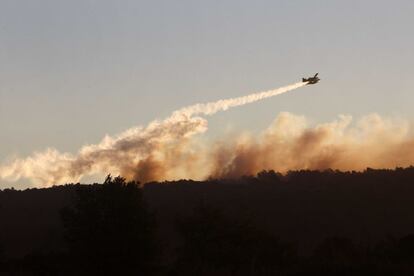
<box><xmin>2</xmin><ymin>168</ymin><xmax>414</xmax><ymax>274</ymax></box>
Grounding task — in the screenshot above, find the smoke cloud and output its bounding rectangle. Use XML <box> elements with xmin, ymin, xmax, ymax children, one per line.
<box><xmin>1</xmin><ymin>81</ymin><xmax>414</xmax><ymax>187</ymax></box>
<box><xmin>210</xmin><ymin>112</ymin><xmax>414</xmax><ymax>178</ymax></box>
<box><xmin>0</xmin><ymin>82</ymin><xmax>305</xmax><ymax>186</ymax></box>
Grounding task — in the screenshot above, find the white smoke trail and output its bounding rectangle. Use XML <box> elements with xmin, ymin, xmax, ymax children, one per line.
<box><xmin>0</xmin><ymin>82</ymin><xmax>306</xmax><ymax>187</ymax></box>
<box><xmin>173</xmin><ymin>82</ymin><xmax>306</xmax><ymax>118</ymax></box>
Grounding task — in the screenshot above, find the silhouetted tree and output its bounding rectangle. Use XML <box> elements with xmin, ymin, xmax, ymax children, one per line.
<box><xmin>257</xmin><ymin>170</ymin><xmax>282</xmax><ymax>184</ymax></box>
<box><xmin>60</xmin><ymin>175</ymin><xmax>157</xmax><ymax>275</ymax></box>
<box><xmin>394</xmin><ymin>234</ymin><xmax>414</xmax><ymax>264</ymax></box>
<box><xmin>173</xmin><ymin>203</ymin><xmax>296</xmax><ymax>275</ymax></box>
<box><xmin>0</xmin><ymin>243</ymin><xmax>3</xmax><ymax>266</ymax></box>
<box><xmin>313</xmin><ymin>237</ymin><xmax>361</xmax><ymax>267</ymax></box>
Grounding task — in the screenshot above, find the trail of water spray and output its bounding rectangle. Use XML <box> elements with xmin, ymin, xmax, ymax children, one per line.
<box><xmin>0</xmin><ymin>82</ymin><xmax>307</xmax><ymax>186</ymax></box>
<box><xmin>173</xmin><ymin>82</ymin><xmax>306</xmax><ymax>118</ymax></box>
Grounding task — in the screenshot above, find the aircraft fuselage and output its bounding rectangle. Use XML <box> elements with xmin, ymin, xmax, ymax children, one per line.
<box><xmin>302</xmin><ymin>73</ymin><xmax>320</xmax><ymax>85</ymax></box>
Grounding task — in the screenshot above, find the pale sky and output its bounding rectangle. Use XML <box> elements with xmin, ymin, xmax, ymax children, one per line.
<box><xmin>1</xmin><ymin>1</ymin><xmax>414</xmax><ymax>188</ymax></box>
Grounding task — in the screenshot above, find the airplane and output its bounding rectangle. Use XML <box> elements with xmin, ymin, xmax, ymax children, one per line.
<box><xmin>302</xmin><ymin>73</ymin><xmax>320</xmax><ymax>85</ymax></box>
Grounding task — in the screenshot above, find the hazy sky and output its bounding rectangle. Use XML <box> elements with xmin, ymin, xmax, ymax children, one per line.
<box><xmin>1</xmin><ymin>1</ymin><xmax>414</xmax><ymax>187</ymax></box>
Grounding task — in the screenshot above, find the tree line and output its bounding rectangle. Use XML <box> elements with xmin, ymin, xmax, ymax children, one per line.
<box><xmin>2</xmin><ymin>168</ymin><xmax>414</xmax><ymax>274</ymax></box>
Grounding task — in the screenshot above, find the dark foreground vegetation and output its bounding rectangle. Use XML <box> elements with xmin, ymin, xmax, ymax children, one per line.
<box><xmin>2</xmin><ymin>168</ymin><xmax>414</xmax><ymax>275</ymax></box>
